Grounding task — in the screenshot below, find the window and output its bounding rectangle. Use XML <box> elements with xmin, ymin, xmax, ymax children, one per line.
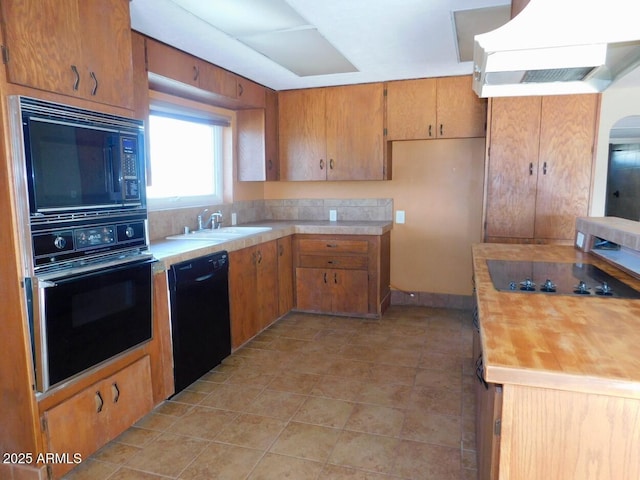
<box><xmin>146</xmin><ymin>99</ymin><xmax>230</xmax><ymax>210</ymax></box>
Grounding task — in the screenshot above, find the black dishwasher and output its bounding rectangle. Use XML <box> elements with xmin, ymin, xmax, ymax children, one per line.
<box><xmin>168</xmin><ymin>251</ymin><xmax>231</xmax><ymax>395</ymax></box>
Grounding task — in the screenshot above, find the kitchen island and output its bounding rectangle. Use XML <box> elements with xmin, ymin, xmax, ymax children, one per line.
<box><xmin>473</xmin><ymin>243</ymin><xmax>640</xmax><ymax>480</ymax></box>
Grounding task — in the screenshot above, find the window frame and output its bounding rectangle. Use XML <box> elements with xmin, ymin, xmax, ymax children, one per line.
<box><xmin>145</xmin><ymin>92</ymin><xmax>232</xmax><ymax>211</ymax></box>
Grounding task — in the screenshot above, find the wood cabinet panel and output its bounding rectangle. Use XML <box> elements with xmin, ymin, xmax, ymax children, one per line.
<box><xmin>237</xmin><ymin>77</ymin><xmax>266</xmax><ymax>108</ymax></box>
<box><xmin>534</xmin><ymin>95</ymin><xmax>598</xmax><ymax>240</ymax></box>
<box><xmin>44</xmin><ymin>356</ymin><xmax>153</xmax><ymax>478</ymax></box>
<box><xmin>293</xmin><ymin>233</ymin><xmax>389</xmax><ymax>317</ymax></box>
<box><xmin>386</xmin><ymin>78</ymin><xmax>437</xmax><ymax>140</ymax></box>
<box><xmin>386</xmin><ymin>76</ymin><xmax>486</xmax><ymax>141</ymax></box>
<box><xmin>265</xmin><ymin>89</ymin><xmax>279</xmax><ymax>181</ymax></box>
<box><xmin>1</xmin><ymin>0</ymin><xmax>134</xmax><ymax>108</ymax></box>
<box><xmin>229</xmin><ymin>240</ymin><xmax>280</xmax><ymax>348</ymax></box>
<box><xmin>279</xmin><ymin>84</ymin><xmax>387</xmax><ymax>181</ymax></box>
<box><xmin>476</xmin><ymin>378</ymin><xmax>502</xmax><ymax>480</ymax></box>
<box><xmin>145</xmin><ymin>38</ymin><xmax>200</xmax><ymax>87</ymax></box>
<box><xmin>277</xmin><ymin>237</ymin><xmax>294</xmax><ymax>316</ymax></box>
<box><xmin>278</xmin><ymin>88</ymin><xmax>327</xmax><ymax>180</ymax></box>
<box><xmin>200</xmin><ymin>63</ymin><xmax>238</xmax><ymax>99</ymax></box>
<box><xmin>485</xmin><ymin>96</ymin><xmax>541</xmax><ymax>239</ymax></box>
<box><xmin>436</xmin><ymin>76</ymin><xmax>487</xmax><ymax>139</ymax></box>
<box><xmin>325</xmin><ymin>83</ymin><xmax>386</xmax><ymax>180</ymax></box>
<box><xmin>484</xmin><ymin>94</ymin><xmax>598</xmax><ymax>242</ymax></box>
<box><xmin>237</xmin><ymin>109</ymin><xmax>267</xmax><ymax>181</ymax></box>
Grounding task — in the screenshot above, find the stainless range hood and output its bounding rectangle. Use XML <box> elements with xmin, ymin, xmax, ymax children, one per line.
<box><xmin>472</xmin><ymin>0</ymin><xmax>640</xmax><ymax>97</ymax></box>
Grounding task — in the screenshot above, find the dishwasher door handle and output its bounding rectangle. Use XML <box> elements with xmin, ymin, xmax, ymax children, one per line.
<box><xmin>194</xmin><ymin>273</ymin><xmax>215</xmax><ymax>282</ymax></box>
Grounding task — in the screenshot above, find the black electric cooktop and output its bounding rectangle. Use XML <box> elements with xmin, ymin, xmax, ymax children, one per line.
<box><xmin>486</xmin><ymin>260</ymin><xmax>640</xmax><ymax>299</ymax></box>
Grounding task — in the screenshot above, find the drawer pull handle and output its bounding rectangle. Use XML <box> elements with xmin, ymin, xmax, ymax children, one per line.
<box><xmin>334</xmin><ymin>273</ymin><xmax>338</xmax><ymax>284</ymax></box>
<box><xmin>95</xmin><ymin>391</ymin><xmax>104</xmax><ymax>413</ymax></box>
<box><xmin>319</xmin><ymin>159</ymin><xmax>325</xmax><ymax>170</ymax></box>
<box><xmin>323</xmin><ymin>272</ymin><xmax>327</xmax><ymax>283</ymax></box>
<box><xmin>327</xmin><ymin>260</ymin><xmax>339</xmax><ymax>265</ymax></box>
<box><xmin>326</xmin><ymin>244</ymin><xmax>338</xmax><ymax>248</ymax></box>
<box><xmin>71</xmin><ymin>65</ymin><xmax>80</xmax><ymax>91</ymax></box>
<box><xmin>90</xmin><ymin>71</ymin><xmax>98</xmax><ymax>96</ymax></box>
<box><xmin>112</xmin><ymin>382</ymin><xmax>120</xmax><ymax>403</ymax></box>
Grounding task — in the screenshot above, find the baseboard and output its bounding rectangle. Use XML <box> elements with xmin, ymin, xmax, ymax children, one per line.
<box><xmin>390</xmin><ymin>290</ymin><xmax>473</xmax><ymax>309</ymax></box>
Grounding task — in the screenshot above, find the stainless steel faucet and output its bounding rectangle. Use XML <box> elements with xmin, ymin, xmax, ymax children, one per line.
<box><xmin>196</xmin><ymin>209</ymin><xmax>209</xmax><ymax>231</ymax></box>
<box><xmin>196</xmin><ymin>209</ymin><xmax>223</xmax><ymax>230</ymax></box>
<box><xmin>212</xmin><ymin>211</ymin><xmax>223</xmax><ymax>229</ymax></box>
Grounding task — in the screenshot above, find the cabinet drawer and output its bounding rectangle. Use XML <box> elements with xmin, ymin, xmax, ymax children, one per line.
<box><xmin>297</xmin><ymin>238</ymin><xmax>369</xmax><ymax>255</ymax></box>
<box><xmin>298</xmin><ymin>255</ymin><xmax>368</xmax><ymax>270</ymax></box>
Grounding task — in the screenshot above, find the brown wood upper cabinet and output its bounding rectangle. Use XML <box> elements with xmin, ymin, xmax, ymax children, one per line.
<box><xmin>386</xmin><ymin>76</ymin><xmax>486</xmax><ymax>140</ymax></box>
<box><xmin>278</xmin><ymin>83</ymin><xmax>388</xmax><ymax>181</ymax></box>
<box><xmin>0</xmin><ymin>0</ymin><xmax>134</xmax><ymax>109</ymax></box>
<box><xmin>484</xmin><ymin>94</ymin><xmax>599</xmax><ymax>243</ymax></box>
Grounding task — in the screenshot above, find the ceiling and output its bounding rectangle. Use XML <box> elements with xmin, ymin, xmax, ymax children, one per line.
<box><xmin>129</xmin><ymin>0</ymin><xmax>513</xmax><ymax>91</ymax></box>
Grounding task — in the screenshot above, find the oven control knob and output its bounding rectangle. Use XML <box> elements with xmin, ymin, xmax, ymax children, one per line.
<box><xmin>53</xmin><ymin>236</ymin><xmax>66</xmax><ymax>249</ymax></box>
<box><xmin>125</xmin><ymin>226</ymin><xmax>135</xmax><ymax>238</ymax></box>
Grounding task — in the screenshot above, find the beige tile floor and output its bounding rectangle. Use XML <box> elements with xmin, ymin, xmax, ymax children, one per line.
<box><xmin>63</xmin><ymin>306</ymin><xmax>477</xmax><ymax>480</ymax></box>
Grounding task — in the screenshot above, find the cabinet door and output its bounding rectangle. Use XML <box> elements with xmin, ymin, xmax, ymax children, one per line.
<box><xmin>146</xmin><ymin>37</ymin><xmax>200</xmax><ymax>87</ymax></box>
<box><xmin>237</xmin><ymin>77</ymin><xmax>266</xmax><ymax>108</ymax></box>
<box><xmin>44</xmin><ymin>356</ymin><xmax>153</xmax><ymax>478</ymax></box>
<box><xmin>436</xmin><ymin>76</ymin><xmax>487</xmax><ymax>139</ymax></box>
<box><xmin>386</xmin><ymin>78</ymin><xmax>437</xmax><ymax>140</ymax></box>
<box><xmin>534</xmin><ymin>95</ymin><xmax>598</xmax><ymax>240</ymax></box>
<box><xmin>295</xmin><ymin>268</ymin><xmax>332</xmax><ymax>312</ymax></box>
<box><xmin>229</xmin><ymin>247</ymin><xmax>259</xmax><ymax>349</ymax></box>
<box><xmin>476</xmin><ymin>379</ymin><xmax>503</xmax><ymax>480</ymax></box>
<box><xmin>331</xmin><ymin>270</ymin><xmax>369</xmax><ymax>314</ymax></box>
<box><xmin>78</xmin><ymin>0</ymin><xmax>133</xmax><ymax>108</ymax></box>
<box><xmin>265</xmin><ymin>89</ymin><xmax>279</xmax><ymax>181</ymax></box>
<box><xmin>256</xmin><ymin>241</ymin><xmax>279</xmax><ymax>331</ymax></box>
<box><xmin>325</xmin><ymin>83</ymin><xmax>386</xmax><ymax>180</ymax></box>
<box><xmin>237</xmin><ymin>109</ymin><xmax>267</xmax><ymax>181</ymax></box>
<box><xmin>199</xmin><ymin>63</ymin><xmax>238</xmax><ymax>98</ymax></box>
<box><xmin>277</xmin><ymin>237</ymin><xmax>294</xmax><ymax>316</ymax></box>
<box><xmin>278</xmin><ymin>89</ymin><xmax>327</xmax><ymax>180</ymax></box>
<box><xmin>1</xmin><ymin>0</ymin><xmax>82</xmax><ymax>97</ymax></box>
<box><xmin>485</xmin><ymin>97</ymin><xmax>542</xmax><ymax>239</ymax></box>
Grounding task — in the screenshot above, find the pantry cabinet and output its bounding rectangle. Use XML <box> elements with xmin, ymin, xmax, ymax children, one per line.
<box><xmin>294</xmin><ymin>233</ymin><xmax>390</xmax><ymax>317</ymax></box>
<box><xmin>278</xmin><ymin>83</ymin><xmax>388</xmax><ymax>181</ymax></box>
<box><xmin>0</xmin><ymin>0</ymin><xmax>134</xmax><ymax>109</ymax></box>
<box><xmin>43</xmin><ymin>356</ymin><xmax>153</xmax><ymax>478</ymax></box>
<box><xmin>229</xmin><ymin>240</ymin><xmax>279</xmax><ymax>348</ymax></box>
<box><xmin>484</xmin><ymin>94</ymin><xmax>599</xmax><ymax>243</ymax></box>
<box><xmin>386</xmin><ymin>76</ymin><xmax>486</xmax><ymax>140</ymax></box>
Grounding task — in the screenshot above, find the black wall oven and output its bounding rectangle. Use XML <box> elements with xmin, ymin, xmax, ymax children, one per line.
<box><xmin>10</xmin><ymin>96</ymin><xmax>155</xmax><ymax>394</ymax></box>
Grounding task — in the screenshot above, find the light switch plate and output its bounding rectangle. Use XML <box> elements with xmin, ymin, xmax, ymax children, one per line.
<box><xmin>395</xmin><ymin>210</ymin><xmax>405</xmax><ymax>224</ymax></box>
<box><xmin>329</xmin><ymin>209</ymin><xmax>337</xmax><ymax>221</ymax></box>
<box><xmin>231</xmin><ymin>212</ymin><xmax>237</xmax><ymax>225</ymax></box>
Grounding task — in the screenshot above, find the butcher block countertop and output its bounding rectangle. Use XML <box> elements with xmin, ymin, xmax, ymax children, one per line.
<box><xmin>473</xmin><ymin>243</ymin><xmax>640</xmax><ymax>400</ymax></box>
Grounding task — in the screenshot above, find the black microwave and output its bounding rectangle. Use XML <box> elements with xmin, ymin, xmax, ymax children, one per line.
<box><xmin>14</xmin><ymin>96</ymin><xmax>146</xmax><ymax>216</ymax></box>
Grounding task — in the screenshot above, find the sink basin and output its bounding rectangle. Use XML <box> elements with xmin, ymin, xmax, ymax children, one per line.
<box><xmin>166</xmin><ymin>226</ymin><xmax>272</xmax><ymax>241</ymax></box>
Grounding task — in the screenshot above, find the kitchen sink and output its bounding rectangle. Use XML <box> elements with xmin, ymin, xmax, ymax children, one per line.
<box><xmin>166</xmin><ymin>226</ymin><xmax>272</xmax><ymax>241</ymax></box>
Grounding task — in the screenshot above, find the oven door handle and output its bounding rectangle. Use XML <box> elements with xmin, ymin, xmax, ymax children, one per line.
<box><xmin>40</xmin><ymin>258</ymin><xmax>156</xmax><ymax>286</ymax></box>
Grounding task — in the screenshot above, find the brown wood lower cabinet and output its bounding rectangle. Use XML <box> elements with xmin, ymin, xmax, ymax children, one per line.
<box><xmin>43</xmin><ymin>356</ymin><xmax>153</xmax><ymax>478</ymax></box>
<box><xmin>293</xmin><ymin>233</ymin><xmax>390</xmax><ymax>317</ymax></box>
<box><xmin>229</xmin><ymin>240</ymin><xmax>279</xmax><ymax>349</ymax></box>
<box><xmin>475</xmin><ymin>371</ymin><xmax>503</xmax><ymax>480</ymax></box>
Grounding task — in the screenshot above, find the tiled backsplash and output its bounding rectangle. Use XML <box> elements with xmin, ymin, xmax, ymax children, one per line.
<box><xmin>148</xmin><ymin>198</ymin><xmax>393</xmax><ymax>240</ymax></box>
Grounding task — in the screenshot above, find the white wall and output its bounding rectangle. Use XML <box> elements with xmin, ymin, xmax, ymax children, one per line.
<box><xmin>591</xmin><ymin>82</ymin><xmax>640</xmax><ymax>215</ymax></box>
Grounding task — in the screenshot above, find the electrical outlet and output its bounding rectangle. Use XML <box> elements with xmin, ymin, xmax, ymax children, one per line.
<box><xmin>231</xmin><ymin>212</ymin><xmax>237</xmax><ymax>225</ymax></box>
<box><xmin>395</xmin><ymin>210</ymin><xmax>405</xmax><ymax>224</ymax></box>
<box><xmin>329</xmin><ymin>209</ymin><xmax>337</xmax><ymax>221</ymax></box>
